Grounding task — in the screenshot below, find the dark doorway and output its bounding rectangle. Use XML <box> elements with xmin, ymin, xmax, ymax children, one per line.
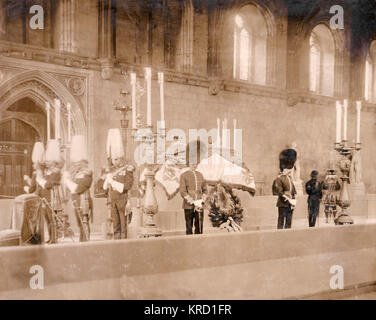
<box><xmin>0</xmin><ymin>119</ymin><xmax>40</xmax><ymax>198</ymax></box>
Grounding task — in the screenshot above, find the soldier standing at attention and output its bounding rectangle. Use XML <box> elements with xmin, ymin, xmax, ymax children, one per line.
<box><xmin>103</xmin><ymin>129</ymin><xmax>134</xmax><ymax>240</ymax></box>
<box><xmin>179</xmin><ymin>141</ymin><xmax>207</xmax><ymax>235</ymax></box>
<box><xmin>63</xmin><ymin>135</ymin><xmax>93</xmax><ymax>242</ymax></box>
<box><xmin>273</xmin><ymin>149</ymin><xmax>297</xmax><ymax>229</ymax></box>
<box><xmin>305</xmin><ymin>170</ymin><xmax>322</xmax><ymax>227</ymax></box>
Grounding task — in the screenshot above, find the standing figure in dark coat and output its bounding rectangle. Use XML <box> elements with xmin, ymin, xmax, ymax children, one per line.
<box><xmin>305</xmin><ymin>170</ymin><xmax>322</xmax><ymax>227</ymax></box>
<box><xmin>273</xmin><ymin>149</ymin><xmax>297</xmax><ymax>229</ymax></box>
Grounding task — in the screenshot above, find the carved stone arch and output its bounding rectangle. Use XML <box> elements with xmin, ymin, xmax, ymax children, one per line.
<box><xmin>0</xmin><ymin>70</ymin><xmax>86</xmax><ymax>143</ymax></box>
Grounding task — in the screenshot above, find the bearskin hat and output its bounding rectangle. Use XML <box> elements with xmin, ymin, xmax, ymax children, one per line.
<box><xmin>279</xmin><ymin>148</ymin><xmax>297</xmax><ymax>171</ymax></box>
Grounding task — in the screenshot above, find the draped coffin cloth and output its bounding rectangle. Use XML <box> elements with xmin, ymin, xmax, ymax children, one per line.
<box><xmin>197</xmin><ymin>153</ymin><xmax>256</xmax><ymax>196</ymax></box>
<box><xmin>154</xmin><ymin>153</ymin><xmax>256</xmax><ymax>199</ymax></box>
<box><xmin>154</xmin><ymin>164</ymin><xmax>188</xmax><ymax>199</ymax></box>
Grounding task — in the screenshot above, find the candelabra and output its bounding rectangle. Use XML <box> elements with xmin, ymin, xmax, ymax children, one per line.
<box><xmin>333</xmin><ymin>140</ymin><xmax>361</xmax><ymax>225</ymax></box>
<box><xmin>113</xmin><ymin>69</ymin><xmax>165</xmax><ymax>238</ymax></box>
<box><xmin>135</xmin><ymin>129</ymin><xmax>163</xmax><ymax>238</ymax></box>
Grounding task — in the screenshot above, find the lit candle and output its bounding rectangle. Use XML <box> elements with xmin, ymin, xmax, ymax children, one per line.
<box><xmin>67</xmin><ymin>103</ymin><xmax>71</xmax><ymax>143</ymax></box>
<box><xmin>343</xmin><ymin>99</ymin><xmax>348</xmax><ymax>141</ymax></box>
<box><xmin>145</xmin><ymin>67</ymin><xmax>152</xmax><ymax>127</ymax></box>
<box><xmin>158</xmin><ymin>72</ymin><xmax>165</xmax><ymax>124</ymax></box>
<box><xmin>336</xmin><ymin>101</ymin><xmax>342</xmax><ymax>144</ymax></box>
<box><xmin>45</xmin><ymin>102</ymin><xmax>51</xmax><ymax>141</ymax></box>
<box><xmin>131</xmin><ymin>73</ymin><xmax>137</xmax><ymax>129</ymax></box>
<box><xmin>356</xmin><ymin>101</ymin><xmax>362</xmax><ymax>144</ymax></box>
<box><xmin>217</xmin><ymin>118</ymin><xmax>221</xmax><ymax>150</ymax></box>
<box><xmin>54</xmin><ymin>99</ymin><xmax>61</xmax><ymax>140</ymax></box>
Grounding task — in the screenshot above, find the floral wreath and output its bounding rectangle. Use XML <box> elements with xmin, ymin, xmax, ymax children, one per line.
<box><xmin>208</xmin><ymin>183</ymin><xmax>244</xmax><ymax>232</ymax></box>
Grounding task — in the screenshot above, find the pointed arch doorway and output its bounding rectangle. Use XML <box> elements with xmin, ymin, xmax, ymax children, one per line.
<box><xmin>0</xmin><ymin>70</ymin><xmax>88</xmax><ymax>198</ymax></box>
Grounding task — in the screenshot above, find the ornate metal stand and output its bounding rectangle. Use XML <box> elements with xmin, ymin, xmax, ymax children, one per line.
<box><xmin>333</xmin><ymin>140</ymin><xmax>361</xmax><ymax>225</ymax></box>
<box><xmin>138</xmin><ymin>163</ymin><xmax>162</xmax><ymax>238</ymax></box>
<box><xmin>114</xmin><ymin>79</ymin><xmax>163</xmax><ymax>238</ymax></box>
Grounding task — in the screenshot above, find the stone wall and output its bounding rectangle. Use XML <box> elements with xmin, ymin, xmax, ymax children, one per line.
<box><xmin>0</xmin><ymin>223</ymin><xmax>375</xmax><ymax>299</ymax></box>
<box><xmin>89</xmin><ymin>69</ymin><xmax>376</xmax><ymax>195</ymax></box>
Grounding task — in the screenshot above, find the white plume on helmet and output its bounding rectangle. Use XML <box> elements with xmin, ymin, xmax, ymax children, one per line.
<box><xmin>31</xmin><ymin>142</ymin><xmax>45</xmax><ymax>163</ymax></box>
<box><xmin>45</xmin><ymin>139</ymin><xmax>61</xmax><ymax>162</ymax></box>
<box><xmin>106</xmin><ymin>128</ymin><xmax>124</xmax><ymax>160</ymax></box>
<box><xmin>70</xmin><ymin>135</ymin><xmax>88</xmax><ymax>162</ymax></box>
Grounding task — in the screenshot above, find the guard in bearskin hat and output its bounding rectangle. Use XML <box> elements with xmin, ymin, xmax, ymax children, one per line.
<box><xmin>179</xmin><ymin>140</ymin><xmax>208</xmax><ymax>235</ymax></box>
<box><xmin>272</xmin><ymin>148</ymin><xmax>297</xmax><ymax>229</ymax></box>
<box><xmin>305</xmin><ymin>170</ymin><xmax>323</xmax><ymax>227</ymax></box>
<box><xmin>101</xmin><ymin>129</ymin><xmax>134</xmax><ymax>239</ymax></box>
<box><xmin>63</xmin><ymin>135</ymin><xmax>93</xmax><ymax>242</ymax></box>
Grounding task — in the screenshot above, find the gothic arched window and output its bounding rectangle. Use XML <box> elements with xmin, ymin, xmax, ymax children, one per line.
<box><xmin>309</xmin><ymin>24</ymin><xmax>335</xmax><ymax>96</ymax></box>
<box><xmin>233</xmin><ymin>5</ymin><xmax>268</xmax><ymax>85</ymax></box>
<box><xmin>365</xmin><ymin>41</ymin><xmax>376</xmax><ymax>103</ymax></box>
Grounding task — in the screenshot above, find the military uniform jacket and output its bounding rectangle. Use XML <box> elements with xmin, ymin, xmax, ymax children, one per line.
<box><xmin>273</xmin><ymin>174</ymin><xmax>296</xmax><ymax>208</ymax></box>
<box><xmin>32</xmin><ymin>168</ymin><xmax>61</xmax><ymax>206</ymax></box>
<box><xmin>179</xmin><ymin>169</ymin><xmax>207</xmax><ymax>210</ymax></box>
<box><xmin>71</xmin><ymin>169</ymin><xmax>93</xmax><ymax>208</ymax></box>
<box><xmin>107</xmin><ymin>166</ymin><xmax>134</xmax><ymax>202</ymax></box>
<box><xmin>305</xmin><ymin>179</ymin><xmax>322</xmax><ymax>202</ymax></box>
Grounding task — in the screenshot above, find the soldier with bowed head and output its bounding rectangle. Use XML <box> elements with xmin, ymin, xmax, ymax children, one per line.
<box><xmin>63</xmin><ymin>135</ymin><xmax>93</xmax><ymax>242</ymax></box>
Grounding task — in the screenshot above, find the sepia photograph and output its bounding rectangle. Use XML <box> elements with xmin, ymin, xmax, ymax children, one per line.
<box><xmin>0</xmin><ymin>0</ymin><xmax>375</xmax><ymax>304</ymax></box>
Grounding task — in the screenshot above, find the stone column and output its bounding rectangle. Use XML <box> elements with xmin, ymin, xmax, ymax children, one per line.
<box><xmin>58</xmin><ymin>0</ymin><xmax>77</xmax><ymax>53</ymax></box>
<box><xmin>207</xmin><ymin>2</ymin><xmax>224</xmax><ymax>95</ymax></box>
<box><xmin>98</xmin><ymin>0</ymin><xmax>116</xmax><ymax>80</ymax></box>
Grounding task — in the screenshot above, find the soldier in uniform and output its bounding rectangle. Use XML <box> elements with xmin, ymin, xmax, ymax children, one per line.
<box><xmin>305</xmin><ymin>170</ymin><xmax>322</xmax><ymax>227</ymax></box>
<box><xmin>322</xmin><ymin>170</ymin><xmax>341</xmax><ymax>223</ymax></box>
<box><xmin>179</xmin><ymin>141</ymin><xmax>207</xmax><ymax>235</ymax></box>
<box><xmin>35</xmin><ymin>140</ymin><xmax>64</xmax><ymax>244</ymax></box>
<box><xmin>103</xmin><ymin>128</ymin><xmax>134</xmax><ymax>240</ymax></box>
<box><xmin>63</xmin><ymin>135</ymin><xmax>93</xmax><ymax>242</ymax></box>
<box><xmin>273</xmin><ymin>149</ymin><xmax>297</xmax><ymax>229</ymax></box>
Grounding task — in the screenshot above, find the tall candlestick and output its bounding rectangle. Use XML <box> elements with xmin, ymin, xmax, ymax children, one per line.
<box><xmin>217</xmin><ymin>118</ymin><xmax>221</xmax><ymax>150</ymax></box>
<box><xmin>343</xmin><ymin>99</ymin><xmax>348</xmax><ymax>141</ymax></box>
<box><xmin>145</xmin><ymin>67</ymin><xmax>152</xmax><ymax>127</ymax></box>
<box><xmin>54</xmin><ymin>99</ymin><xmax>61</xmax><ymax>140</ymax></box>
<box><xmin>336</xmin><ymin>101</ymin><xmax>342</xmax><ymax>144</ymax></box>
<box><xmin>356</xmin><ymin>101</ymin><xmax>362</xmax><ymax>144</ymax></box>
<box><xmin>67</xmin><ymin>103</ymin><xmax>71</xmax><ymax>143</ymax></box>
<box><xmin>158</xmin><ymin>72</ymin><xmax>165</xmax><ymax>123</ymax></box>
<box><xmin>45</xmin><ymin>102</ymin><xmax>51</xmax><ymax>141</ymax></box>
<box><xmin>131</xmin><ymin>73</ymin><xmax>137</xmax><ymax>129</ymax></box>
